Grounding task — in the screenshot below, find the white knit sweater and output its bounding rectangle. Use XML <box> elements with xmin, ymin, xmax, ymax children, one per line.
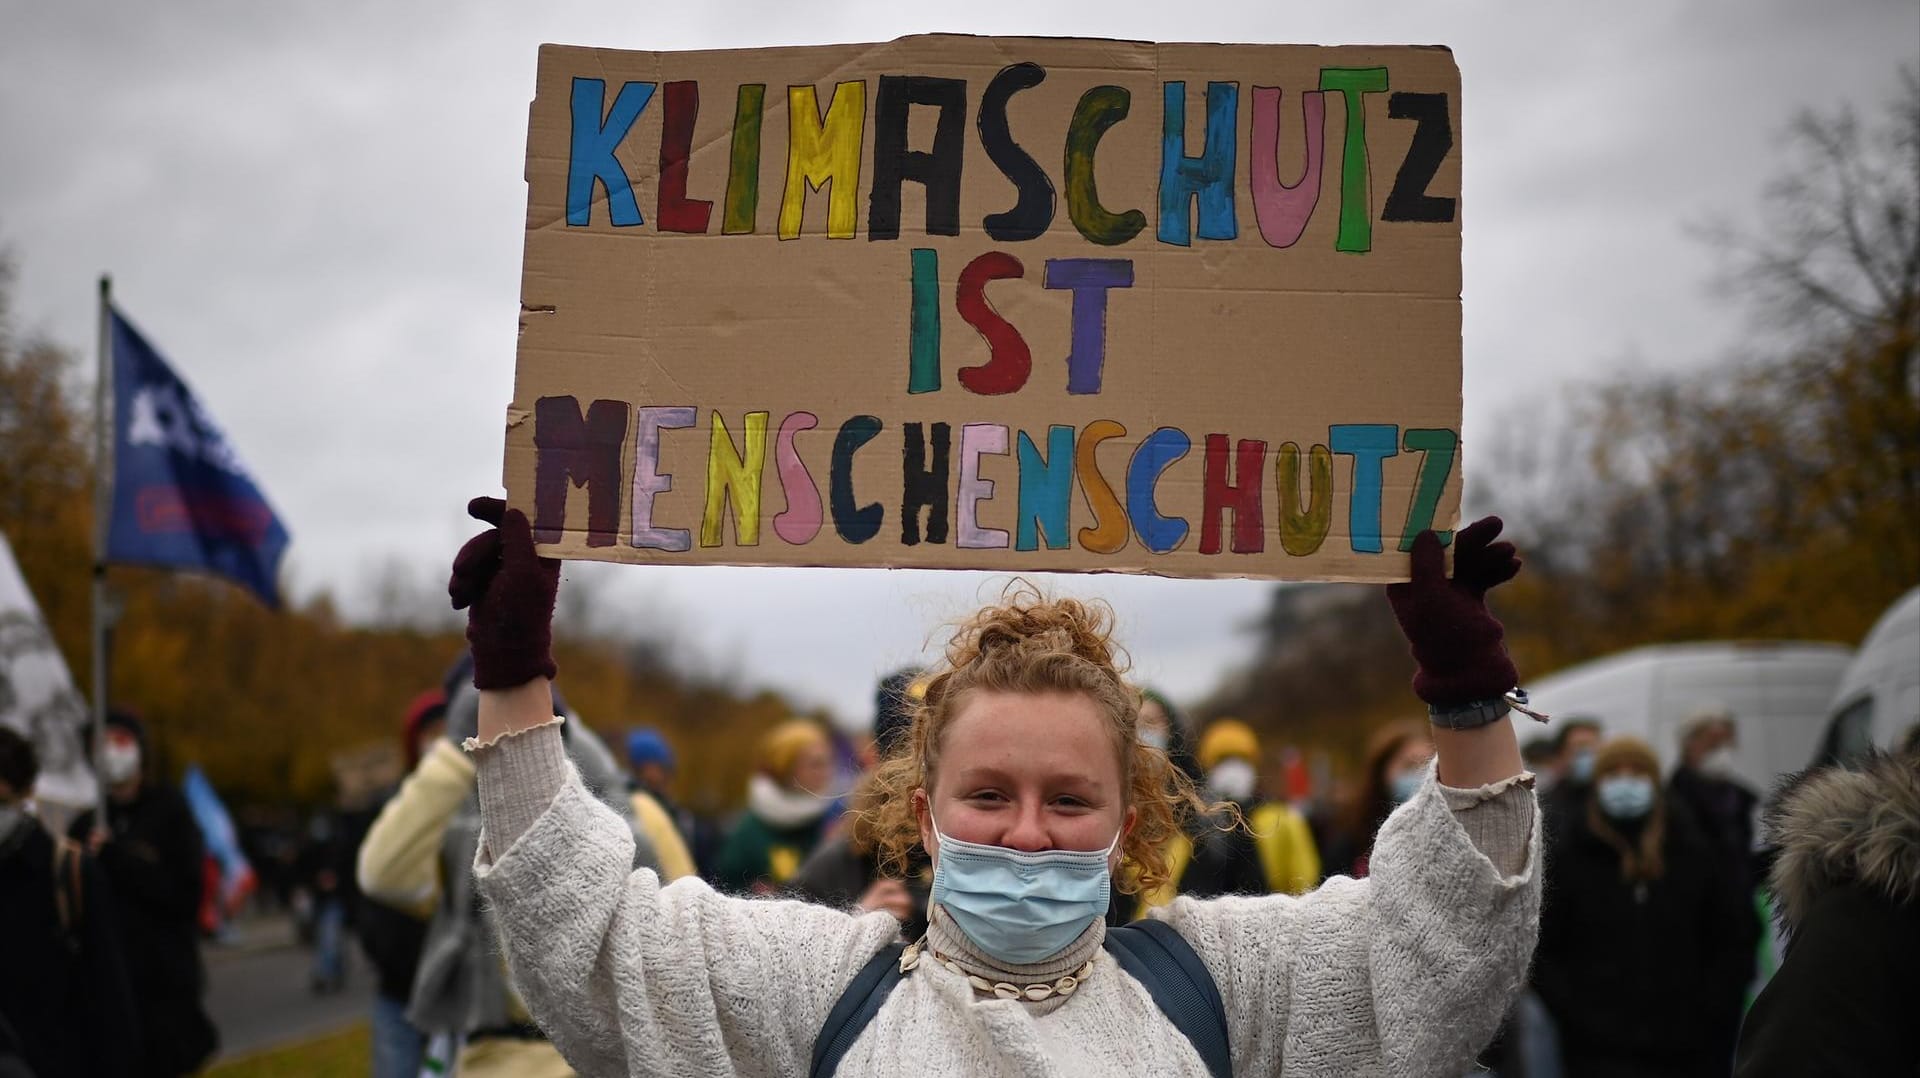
<box><xmin>472</xmin><ymin>723</ymin><xmax>1540</xmax><ymax>1077</ymax></box>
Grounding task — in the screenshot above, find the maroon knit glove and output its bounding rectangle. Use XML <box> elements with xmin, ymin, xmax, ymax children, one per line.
<box><xmin>448</xmin><ymin>496</ymin><xmax>559</xmax><ymax>690</ymax></box>
<box><xmin>1386</xmin><ymin>516</ymin><xmax>1522</xmax><ymax>708</ymax></box>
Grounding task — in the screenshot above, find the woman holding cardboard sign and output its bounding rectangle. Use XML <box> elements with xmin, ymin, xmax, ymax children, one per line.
<box><xmin>451</xmin><ymin>495</ymin><xmax>1540</xmax><ymax>1076</ymax></box>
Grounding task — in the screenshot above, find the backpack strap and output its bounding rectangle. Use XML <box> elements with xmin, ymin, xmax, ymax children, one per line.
<box><xmin>810</xmin><ymin>941</ymin><xmax>906</xmax><ymax>1078</ymax></box>
<box><xmin>1104</xmin><ymin>919</ymin><xmax>1232</xmax><ymax>1078</ymax></box>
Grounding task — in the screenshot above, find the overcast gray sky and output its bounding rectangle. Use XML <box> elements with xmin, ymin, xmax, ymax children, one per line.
<box><xmin>3</xmin><ymin>1</ymin><xmax>1915</xmax><ymax>726</ymax></box>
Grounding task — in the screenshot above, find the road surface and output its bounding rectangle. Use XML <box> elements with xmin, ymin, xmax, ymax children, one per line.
<box><xmin>203</xmin><ymin>913</ymin><xmax>373</xmax><ymax>1061</ymax></box>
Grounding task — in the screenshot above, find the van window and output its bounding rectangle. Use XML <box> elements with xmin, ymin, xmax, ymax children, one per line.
<box><xmin>1817</xmin><ymin>696</ymin><xmax>1875</xmax><ymax>767</ymax></box>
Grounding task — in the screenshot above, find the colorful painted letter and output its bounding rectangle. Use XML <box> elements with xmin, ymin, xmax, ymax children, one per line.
<box><xmin>701</xmin><ymin>411</ymin><xmax>769</xmax><ymax>547</ymax></box>
<box><xmin>1329</xmin><ymin>423</ymin><xmax>1397</xmax><ymax>553</ymax></box>
<box><xmin>1158</xmin><ymin>81</ymin><xmax>1240</xmax><ymax>245</ymax></box>
<box><xmin>533</xmin><ymin>395</ymin><xmax>628</xmax><ymax>546</ymax></box>
<box><xmin>781</xmin><ymin>81</ymin><xmax>868</xmax><ymax>239</ymax></box>
<box><xmin>1042</xmin><ymin>258</ymin><xmax>1133</xmax><ymax>395</ymax></box>
<box><xmin>1250</xmin><ymin>87</ymin><xmax>1325</xmax><ymax>249</ymax></box>
<box><xmin>566</xmin><ymin>79</ymin><xmax>654</xmax><ymax>227</ymax></box>
<box><xmin>1015</xmin><ymin>425</ymin><xmax>1075</xmax><ymax>551</ymax></box>
<box><xmin>1065</xmin><ymin>86</ymin><xmax>1147</xmax><ymax>246</ymax></box>
<box><xmin>1318</xmin><ymin>67</ymin><xmax>1388</xmax><ymax>253</ymax></box>
<box><xmin>1127</xmin><ymin>427</ymin><xmax>1192</xmax><ymax>554</ymax></box>
<box><xmin>632</xmin><ymin>406</ymin><xmax>697</xmax><ymax>552</ymax></box>
<box><xmin>957</xmin><ymin>423</ymin><xmax>1011</xmax><ymax>550</ymax></box>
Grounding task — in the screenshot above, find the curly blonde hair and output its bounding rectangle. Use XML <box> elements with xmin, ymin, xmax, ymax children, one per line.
<box><xmin>862</xmin><ymin>585</ymin><xmax>1210</xmax><ymax>895</ymax></box>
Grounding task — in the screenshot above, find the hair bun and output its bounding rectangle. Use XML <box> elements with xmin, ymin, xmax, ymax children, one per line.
<box><xmin>948</xmin><ymin>586</ymin><xmax>1120</xmax><ymax>673</ymax></box>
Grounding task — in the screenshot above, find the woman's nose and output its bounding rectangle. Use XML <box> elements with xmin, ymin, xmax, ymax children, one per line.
<box><xmin>1000</xmin><ymin>804</ymin><xmax>1052</xmax><ymax>853</ymax></box>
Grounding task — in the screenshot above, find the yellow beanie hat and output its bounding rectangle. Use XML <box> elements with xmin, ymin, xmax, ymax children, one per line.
<box><xmin>1198</xmin><ymin>718</ymin><xmax>1260</xmax><ymax>771</ymax></box>
<box><xmin>759</xmin><ymin>719</ymin><xmax>829</xmax><ymax>781</ymax></box>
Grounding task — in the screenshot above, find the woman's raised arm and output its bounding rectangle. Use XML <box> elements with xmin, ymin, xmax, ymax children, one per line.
<box><xmin>448</xmin><ymin>498</ymin><xmax>899</xmax><ymax>1075</ymax></box>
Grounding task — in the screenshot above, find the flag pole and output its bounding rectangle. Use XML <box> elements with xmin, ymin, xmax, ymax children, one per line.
<box><xmin>91</xmin><ymin>275</ymin><xmax>113</xmax><ymax>831</ymax></box>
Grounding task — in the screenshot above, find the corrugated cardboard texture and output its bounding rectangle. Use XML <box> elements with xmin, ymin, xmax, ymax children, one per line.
<box><xmin>509</xmin><ymin>34</ymin><xmax>1462</xmax><ymax>582</ymax></box>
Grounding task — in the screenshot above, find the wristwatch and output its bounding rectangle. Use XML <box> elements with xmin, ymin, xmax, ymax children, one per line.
<box><xmin>1427</xmin><ymin>695</ymin><xmax>1513</xmax><ymax>730</ymax></box>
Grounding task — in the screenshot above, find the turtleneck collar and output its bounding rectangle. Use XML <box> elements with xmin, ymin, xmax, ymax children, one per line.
<box><xmin>746</xmin><ymin>773</ymin><xmax>830</xmax><ymax>830</ymax></box>
<box><xmin>920</xmin><ymin>903</ymin><xmax>1105</xmax><ymax>1015</ymax></box>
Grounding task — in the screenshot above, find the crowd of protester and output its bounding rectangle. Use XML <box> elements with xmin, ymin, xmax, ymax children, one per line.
<box><xmin>2</xmin><ymin>660</ymin><xmax>1914</xmax><ymax>1075</ymax></box>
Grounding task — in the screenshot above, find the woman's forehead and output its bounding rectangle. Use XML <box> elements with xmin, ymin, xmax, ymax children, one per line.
<box><xmin>939</xmin><ymin>691</ymin><xmax>1119</xmax><ymax>780</ymax></box>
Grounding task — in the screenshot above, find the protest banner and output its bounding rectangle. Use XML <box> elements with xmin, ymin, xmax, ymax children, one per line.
<box><xmin>0</xmin><ymin>530</ymin><xmax>94</xmax><ymax>815</ymax></box>
<box><xmin>506</xmin><ymin>35</ymin><xmax>1462</xmax><ymax>581</ymax></box>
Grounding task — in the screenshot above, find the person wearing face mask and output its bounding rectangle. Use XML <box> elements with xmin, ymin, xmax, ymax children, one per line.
<box><xmin>1541</xmin><ymin>717</ymin><xmax>1602</xmax><ymax>837</ymax></box>
<box><xmin>790</xmin><ymin>671</ymin><xmax>934</xmax><ymax>940</ymax></box>
<box><xmin>1167</xmin><ymin>718</ymin><xmax>1318</xmax><ymax>904</ymax></box>
<box><xmin>1325</xmin><ymin>719</ymin><xmax>1433</xmax><ymax>880</ymax></box>
<box><xmin>1532</xmin><ymin>737</ymin><xmax>1752</xmax><ymax>1077</ymax></box>
<box><xmin>65</xmin><ymin>711</ymin><xmax>218</xmax><ymax>1077</ymax></box>
<box><xmin>1668</xmin><ymin>708</ymin><xmax>1761</xmax><ymax>895</ymax></box>
<box><xmin>0</xmin><ymin>726</ymin><xmax>141</xmax><ymax>1077</ymax></box>
<box><xmin>716</xmin><ymin>718</ymin><xmax>837</xmax><ymax>893</ymax></box>
<box><xmin>444</xmin><ymin>500</ymin><xmax>1542</xmax><ymax>1076</ymax></box>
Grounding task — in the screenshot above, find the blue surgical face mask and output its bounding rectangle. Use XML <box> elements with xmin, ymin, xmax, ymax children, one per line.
<box><xmin>1389</xmin><ymin>768</ymin><xmax>1424</xmax><ymax>805</ymax></box>
<box><xmin>1596</xmin><ymin>774</ymin><xmax>1655</xmax><ymax>820</ymax></box>
<box><xmin>1570</xmin><ymin>750</ymin><xmax>1596</xmax><ymax>783</ymax></box>
<box><xmin>928</xmin><ymin>813</ymin><xmax>1119</xmax><ymax>965</ymax></box>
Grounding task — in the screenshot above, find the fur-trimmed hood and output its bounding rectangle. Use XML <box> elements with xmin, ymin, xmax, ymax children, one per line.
<box><xmin>1766</xmin><ymin>753</ymin><xmax>1920</xmax><ymax>931</ymax></box>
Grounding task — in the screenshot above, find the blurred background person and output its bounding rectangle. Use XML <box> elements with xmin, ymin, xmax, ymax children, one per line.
<box><xmin>357</xmin><ymin>670</ymin><xmax>653</xmax><ymax>1077</ymax></box>
<box><xmin>1135</xmin><ymin>688</ymin><xmax>1203</xmax><ymax>780</ymax></box>
<box><xmin>1668</xmin><ymin>707</ymin><xmax>1761</xmax><ymax>891</ymax></box>
<box><xmin>1325</xmin><ymin>719</ymin><xmax>1432</xmax><ymax>879</ymax></box>
<box><xmin>620</xmin><ymin>728</ymin><xmax>696</xmax><ymax>883</ymax></box>
<box><xmin>1542</xmin><ymin>718</ymin><xmax>1603</xmax><ymax>832</ymax></box>
<box><xmin>1520</xmin><ymin>737</ymin><xmax>1557</xmax><ymax>786</ymax></box>
<box><xmin>296</xmin><ymin>809</ymin><xmax>352</xmax><ymax>994</ymax></box>
<box><xmin>1133</xmin><ymin>714</ymin><xmax>1322</xmax><ymax>920</ymax></box>
<box><xmin>0</xmin><ymin>727</ymin><xmax>140</xmax><ymax>1077</ymax></box>
<box><xmin>1532</xmin><ymin>737</ymin><xmax>1751</xmax><ymax>1077</ymax></box>
<box><xmin>344</xmin><ymin>687</ymin><xmax>444</xmax><ymax>1078</ymax></box>
<box><xmin>1667</xmin><ymin>705</ymin><xmax>1763</xmax><ymax>1033</ymax></box>
<box><xmin>790</xmin><ymin>670</ymin><xmax>930</xmax><ymax>938</ymax></box>
<box><xmin>67</xmin><ymin>710</ymin><xmax>218</xmax><ymax>1077</ymax></box>
<box><xmin>715</xmin><ymin>717</ymin><xmax>835</xmax><ymax>894</ymax></box>
<box><xmin>1735</xmin><ymin>751</ymin><xmax>1919</xmax><ymax>1076</ymax></box>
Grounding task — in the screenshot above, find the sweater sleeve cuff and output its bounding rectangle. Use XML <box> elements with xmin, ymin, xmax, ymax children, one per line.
<box><xmin>473</xmin><ymin>719</ymin><xmax>570</xmax><ymax>858</ymax></box>
<box><xmin>1435</xmin><ymin>772</ymin><xmax>1536</xmax><ymax>878</ymax></box>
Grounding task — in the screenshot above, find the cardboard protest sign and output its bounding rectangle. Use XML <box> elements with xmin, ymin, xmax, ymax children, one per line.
<box><xmin>507</xmin><ymin>35</ymin><xmax>1461</xmax><ymax>581</ymax></box>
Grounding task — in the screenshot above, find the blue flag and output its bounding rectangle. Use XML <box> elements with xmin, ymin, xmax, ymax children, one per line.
<box><xmin>107</xmin><ymin>308</ymin><xmax>290</xmax><ymax>606</ymax></box>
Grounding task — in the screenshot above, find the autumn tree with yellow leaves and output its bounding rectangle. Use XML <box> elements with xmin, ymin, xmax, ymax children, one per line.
<box><xmin>0</xmin><ymin>257</ymin><xmax>818</xmax><ymax>812</ymax></box>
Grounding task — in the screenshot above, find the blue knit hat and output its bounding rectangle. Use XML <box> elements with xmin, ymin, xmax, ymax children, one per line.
<box><xmin>625</xmin><ymin>728</ymin><xmax>674</xmax><ymax>771</ymax></box>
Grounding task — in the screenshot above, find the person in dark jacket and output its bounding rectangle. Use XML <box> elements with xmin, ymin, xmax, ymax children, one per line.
<box><xmin>789</xmin><ymin>671</ymin><xmax>931</xmax><ymax>939</ymax></box>
<box><xmin>716</xmin><ymin>718</ymin><xmax>836</xmax><ymax>893</ymax></box>
<box><xmin>343</xmin><ymin>687</ymin><xmax>444</xmax><ymax>1078</ymax></box>
<box><xmin>1323</xmin><ymin>719</ymin><xmax>1432</xmax><ymax>880</ymax></box>
<box><xmin>1533</xmin><ymin>736</ymin><xmax>1751</xmax><ymax>1078</ymax></box>
<box><xmin>0</xmin><ymin>727</ymin><xmax>141</xmax><ymax>1078</ymax></box>
<box><xmin>1668</xmin><ymin>707</ymin><xmax>1761</xmax><ymax>892</ymax></box>
<box><xmin>67</xmin><ymin>711</ymin><xmax>218</xmax><ymax>1077</ymax></box>
<box><xmin>1734</xmin><ymin>751</ymin><xmax>1920</xmax><ymax>1077</ymax></box>
<box><xmin>1540</xmin><ymin>716</ymin><xmax>1602</xmax><ymax>837</ymax></box>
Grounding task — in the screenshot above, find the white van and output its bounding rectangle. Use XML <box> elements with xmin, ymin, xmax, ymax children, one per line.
<box><xmin>1812</xmin><ymin>586</ymin><xmax>1920</xmax><ymax>765</ymax></box>
<box><xmin>1523</xmin><ymin>641</ymin><xmax>1853</xmax><ymax>790</ymax></box>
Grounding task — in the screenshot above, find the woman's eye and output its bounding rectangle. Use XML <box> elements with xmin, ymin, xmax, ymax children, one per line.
<box><xmin>967</xmin><ymin>790</ymin><xmax>1006</xmax><ymax>803</ymax></box>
